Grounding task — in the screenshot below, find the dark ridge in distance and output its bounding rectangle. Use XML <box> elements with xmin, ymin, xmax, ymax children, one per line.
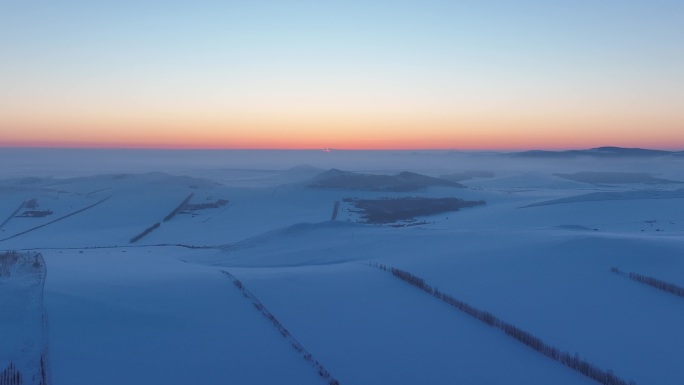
<box><xmin>439</xmin><ymin>170</ymin><xmax>494</xmax><ymax>182</ymax></box>
<box><xmin>522</xmin><ymin>188</ymin><xmax>684</xmax><ymax>208</ymax></box>
<box><xmin>511</xmin><ymin>146</ymin><xmax>684</xmax><ymax>159</ymax></box>
<box><xmin>309</xmin><ymin>169</ymin><xmax>465</xmax><ymax>191</ymax></box>
<box><xmin>553</xmin><ymin>171</ymin><xmax>681</xmax><ymax>185</ymax></box>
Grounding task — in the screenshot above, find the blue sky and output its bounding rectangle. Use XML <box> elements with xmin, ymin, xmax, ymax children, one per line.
<box><xmin>1</xmin><ymin>0</ymin><xmax>683</xmax><ymax>149</ymax></box>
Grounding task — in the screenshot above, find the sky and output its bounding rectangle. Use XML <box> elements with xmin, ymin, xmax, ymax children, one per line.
<box><xmin>1</xmin><ymin>0</ymin><xmax>683</xmax><ymax>150</ymax></box>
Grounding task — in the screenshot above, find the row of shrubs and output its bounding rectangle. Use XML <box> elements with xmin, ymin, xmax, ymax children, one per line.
<box><xmin>129</xmin><ymin>223</ymin><xmax>160</xmax><ymax>243</ymax></box>
<box><xmin>39</xmin><ymin>354</ymin><xmax>47</xmax><ymax>385</ymax></box>
<box><xmin>0</xmin><ymin>196</ymin><xmax>111</xmax><ymax>243</ymax></box>
<box><xmin>374</xmin><ymin>263</ymin><xmax>635</xmax><ymax>385</ymax></box>
<box><xmin>0</xmin><ymin>363</ymin><xmax>22</xmax><ymax>385</ymax></box>
<box><xmin>330</xmin><ymin>201</ymin><xmax>340</xmax><ymax>221</ymax></box>
<box><xmin>184</xmin><ymin>198</ymin><xmax>228</xmax><ymax>212</ymax></box>
<box><xmin>629</xmin><ymin>272</ymin><xmax>684</xmax><ymax>297</ymax></box>
<box><xmin>0</xmin><ymin>354</ymin><xmax>47</xmax><ymax>385</ymax></box>
<box><xmin>130</xmin><ymin>194</ymin><xmax>229</xmax><ymax>243</ymax></box>
<box><xmin>0</xmin><ymin>251</ymin><xmax>20</xmax><ymax>277</ymax></box>
<box><xmin>163</xmin><ymin>193</ymin><xmax>194</xmax><ymax>222</ymax></box>
<box><xmin>221</xmin><ymin>270</ymin><xmax>340</xmax><ymax>385</ymax></box>
<box><xmin>612</xmin><ymin>267</ymin><xmax>684</xmax><ymax>298</ymax></box>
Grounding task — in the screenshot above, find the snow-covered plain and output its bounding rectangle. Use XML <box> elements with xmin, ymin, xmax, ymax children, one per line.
<box><xmin>1</xmin><ymin>148</ymin><xmax>684</xmax><ymax>385</ymax></box>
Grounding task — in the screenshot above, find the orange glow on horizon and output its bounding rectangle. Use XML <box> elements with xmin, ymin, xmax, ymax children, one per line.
<box><xmin>2</xmin><ymin>133</ymin><xmax>682</xmax><ymax>152</ymax></box>
<box><xmin>3</xmin><ymin>1</ymin><xmax>683</xmax><ymax>154</ymax></box>
<box><xmin>2</xmin><ymin>107</ymin><xmax>682</xmax><ymax>151</ymax></box>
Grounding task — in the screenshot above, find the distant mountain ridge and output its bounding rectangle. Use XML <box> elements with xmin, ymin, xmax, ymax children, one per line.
<box><xmin>554</xmin><ymin>171</ymin><xmax>681</xmax><ymax>185</ymax></box>
<box><xmin>512</xmin><ymin>146</ymin><xmax>684</xmax><ymax>158</ymax></box>
<box><xmin>309</xmin><ymin>169</ymin><xmax>465</xmax><ymax>191</ymax></box>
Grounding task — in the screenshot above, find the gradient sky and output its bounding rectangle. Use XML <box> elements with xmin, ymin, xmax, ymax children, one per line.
<box><xmin>1</xmin><ymin>0</ymin><xmax>683</xmax><ymax>150</ymax></box>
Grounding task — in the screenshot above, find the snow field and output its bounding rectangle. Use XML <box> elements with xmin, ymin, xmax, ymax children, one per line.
<box><xmin>229</xmin><ymin>263</ymin><xmax>594</xmax><ymax>385</ymax></box>
<box><xmin>43</xmin><ymin>249</ymin><xmax>324</xmax><ymax>385</ymax></box>
<box><xmin>3</xmin><ymin>149</ymin><xmax>684</xmax><ymax>384</ymax></box>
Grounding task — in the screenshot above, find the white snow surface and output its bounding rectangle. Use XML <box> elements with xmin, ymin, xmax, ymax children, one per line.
<box><xmin>1</xmin><ymin>148</ymin><xmax>684</xmax><ymax>385</ymax></box>
<box><xmin>0</xmin><ymin>252</ymin><xmax>47</xmax><ymax>385</ymax></box>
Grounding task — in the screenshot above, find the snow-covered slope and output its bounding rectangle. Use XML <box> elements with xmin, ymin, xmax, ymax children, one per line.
<box><xmin>0</xmin><ymin>252</ymin><xmax>48</xmax><ymax>385</ymax></box>
<box><xmin>44</xmin><ymin>249</ymin><xmax>323</xmax><ymax>385</ymax></box>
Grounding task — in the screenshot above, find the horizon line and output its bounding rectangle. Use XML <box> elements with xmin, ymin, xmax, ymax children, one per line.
<box><xmin>1</xmin><ymin>144</ymin><xmax>683</xmax><ymax>152</ymax></box>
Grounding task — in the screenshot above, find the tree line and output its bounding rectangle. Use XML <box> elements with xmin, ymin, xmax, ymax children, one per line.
<box><xmin>331</xmin><ymin>201</ymin><xmax>340</xmax><ymax>221</ymax></box>
<box><xmin>220</xmin><ymin>270</ymin><xmax>340</xmax><ymax>385</ymax></box>
<box><xmin>0</xmin><ymin>363</ymin><xmax>22</xmax><ymax>385</ymax></box>
<box><xmin>373</xmin><ymin>263</ymin><xmax>636</xmax><ymax>385</ymax></box>
<box><xmin>129</xmin><ymin>222</ymin><xmax>160</xmax><ymax>243</ymax></box>
<box><xmin>163</xmin><ymin>193</ymin><xmax>194</xmax><ymax>222</ymax></box>
<box><xmin>612</xmin><ymin>267</ymin><xmax>684</xmax><ymax>298</ymax></box>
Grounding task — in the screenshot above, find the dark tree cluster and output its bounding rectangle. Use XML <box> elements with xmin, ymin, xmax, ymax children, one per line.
<box><xmin>373</xmin><ymin>263</ymin><xmax>636</xmax><ymax>385</ymax></box>
<box><xmin>18</xmin><ymin>210</ymin><xmax>53</xmax><ymax>218</ymax></box>
<box><xmin>183</xmin><ymin>198</ymin><xmax>229</xmax><ymax>212</ymax></box>
<box><xmin>346</xmin><ymin>197</ymin><xmax>485</xmax><ymax>224</ymax></box>
<box><xmin>129</xmin><ymin>223</ymin><xmax>160</xmax><ymax>243</ymax></box>
<box><xmin>0</xmin><ymin>251</ymin><xmax>21</xmax><ymax>277</ymax></box>
<box><xmin>220</xmin><ymin>270</ymin><xmax>340</xmax><ymax>385</ymax></box>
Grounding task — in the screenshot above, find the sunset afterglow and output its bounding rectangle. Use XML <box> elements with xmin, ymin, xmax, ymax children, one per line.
<box><xmin>2</xmin><ymin>1</ymin><xmax>683</xmax><ymax>150</ymax></box>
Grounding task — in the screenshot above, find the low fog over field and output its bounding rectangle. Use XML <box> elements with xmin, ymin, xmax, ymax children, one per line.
<box><xmin>2</xmin><ymin>148</ymin><xmax>684</xmax><ymax>385</ymax></box>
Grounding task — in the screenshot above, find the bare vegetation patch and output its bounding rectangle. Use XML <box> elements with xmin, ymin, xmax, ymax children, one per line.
<box><xmin>182</xmin><ymin>198</ymin><xmax>228</xmax><ymax>213</ymax></box>
<box><xmin>345</xmin><ymin>197</ymin><xmax>485</xmax><ymax>224</ymax></box>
